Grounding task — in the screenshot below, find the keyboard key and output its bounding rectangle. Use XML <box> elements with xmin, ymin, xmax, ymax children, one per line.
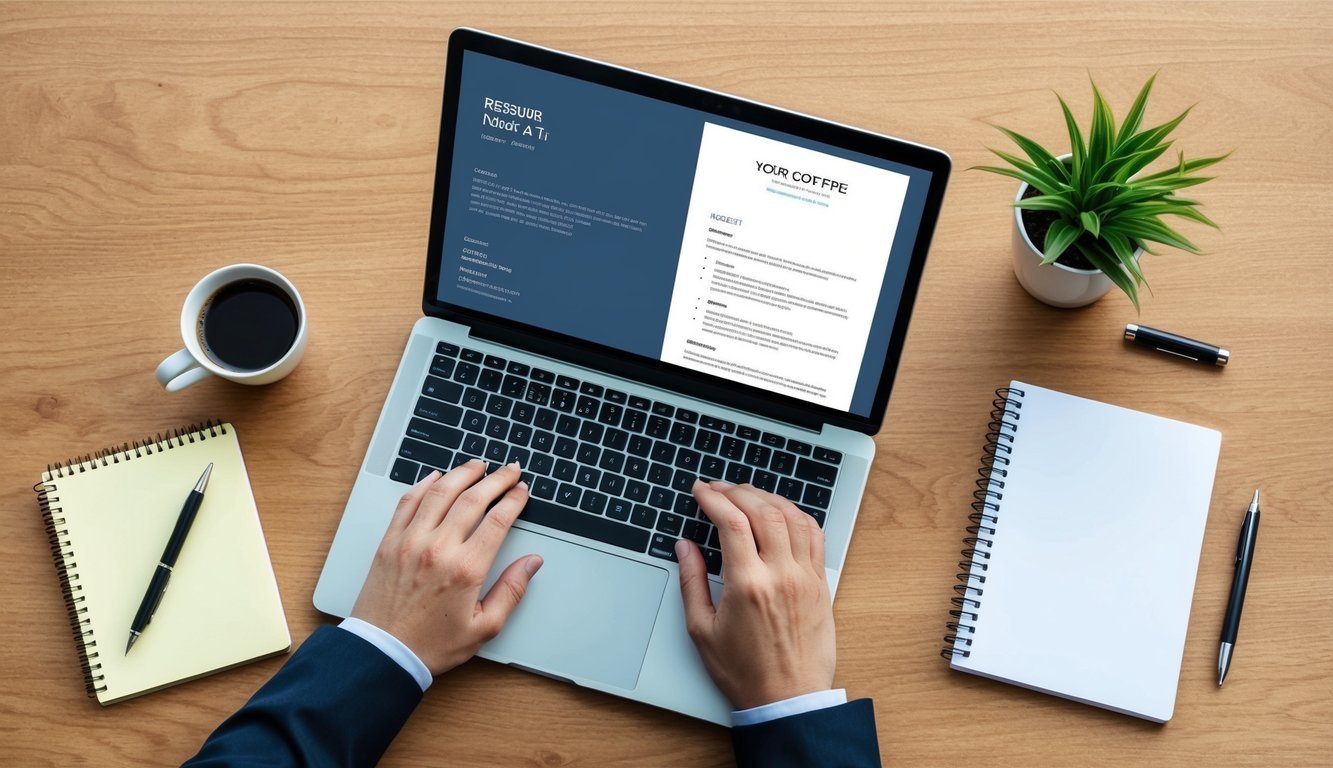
<box><xmin>806</xmin><ymin>507</ymin><xmax>827</xmax><ymax>527</ymax></box>
<box><xmin>602</xmin><ymin>427</ymin><xmax>628</xmax><ymax>451</ymax></box>
<box><xmin>524</xmin><ymin>382</ymin><xmax>551</xmax><ymax>406</ymax></box>
<box><xmin>451</xmin><ymin>452</ymin><xmax>478</xmax><ymax>469</ymax></box>
<box><xmin>461</xmin><ymin>387</ymin><xmax>487</xmax><ymax>410</ymax></box>
<box><xmin>532</xmin><ymin>476</ymin><xmax>558</xmax><ymax>499</ymax></box>
<box><xmin>577</xmin><ymin>442</ymin><xmax>601</xmax><ymax>466</ymax></box>
<box><xmin>771</xmin><ymin>450</ymin><xmax>796</xmax><ymax>475</ymax></box>
<box><xmin>460</xmin><ymin>410</ymin><xmax>487</xmax><ymax>433</ymax></box>
<box><xmin>669</xmin><ymin>422</ymin><xmax>696</xmax><ymax>446</ymax></box>
<box><xmin>460</xmin><ymin>348</ymin><xmax>483</xmax><ymax>363</ymax></box>
<box><xmin>483</xmin><ymin>354</ymin><xmax>506</xmax><ymax>370</ymax></box>
<box><xmin>671</xmin><ymin>469</ymin><xmax>696</xmax><ymax>493</ymax></box>
<box><xmin>530</xmin><ymin>453</ymin><xmax>554</xmax><ymax>476</ymax></box>
<box><xmin>760</xmin><ymin>432</ymin><xmax>785</xmax><ymax>448</ymax></box>
<box><xmin>554</xmin><ymin>459</ymin><xmax>577</xmax><ymax>481</ymax></box>
<box><xmin>707</xmin><ymin>528</ymin><xmax>720</xmax><ymax>550</ymax></box>
<box><xmin>776</xmin><ymin>477</ymin><xmax>803</xmax><ymax>502</ymax></box>
<box><xmin>651</xmin><ymin>402</ymin><xmax>674</xmax><ymax>417</ymax></box>
<box><xmin>645</xmin><ymin>464</ymin><xmax>672</xmax><ymax>488</ymax></box>
<box><xmin>693</xmin><ymin>429</ymin><xmax>721</xmax><ymax>453</ymax></box>
<box><xmin>579</xmin><ymin>490</ymin><xmax>608</xmax><ymax>515</ymax></box>
<box><xmin>606</xmin><ymin>498</ymin><xmax>633</xmax><ymax>521</ymax></box>
<box><xmin>651</xmin><ymin>441</ymin><xmax>676</xmax><ymax>464</ymax></box>
<box><xmin>648</xmin><ymin>486</ymin><xmax>674</xmax><ymax>510</ymax></box>
<box><xmin>673</xmin><ymin>494</ymin><xmax>700</xmax><ymax>518</ymax></box>
<box><xmin>484</xmin><ymin>440</ymin><xmax>508</xmax><ymax>462</ymax></box>
<box><xmin>605</xmin><ymin>389</ymin><xmax>627</xmax><ymax>404</ymax></box>
<box><xmin>631</xmin><ymin>505</ymin><xmax>657</xmax><ymax>528</ymax></box>
<box><xmin>674</xmin><ymin>448</ymin><xmax>701</xmax><ymax>472</ymax></box>
<box><xmin>414</xmin><ymin>396</ymin><xmax>462</xmax><ymax>426</ymax></box>
<box><xmin>555</xmin><ymin>415</ymin><xmax>580</xmax><ymax>437</ymax></box>
<box><xmin>720</xmin><ymin>437</ymin><xmax>745</xmax><ymax>460</ymax></box>
<box><xmin>675</xmin><ymin>408</ymin><xmax>698</xmax><ymax>424</ymax></box>
<box><xmin>753</xmin><ymin>470</ymin><xmax>778</xmax><ymax>492</ymax></box>
<box><xmin>502</xmin><ymin>375</ymin><xmax>527</xmax><ymax>398</ymax></box>
<box><xmin>400</xmin><ymin>438</ymin><xmax>453</xmax><ymax>469</ymax></box>
<box><xmin>628</xmin><ymin>434</ymin><xmax>653</xmax><ymax>458</ymax></box>
<box><xmin>622</xmin><ymin>408</ymin><xmax>648</xmax><ymax>432</ymax></box>
<box><xmin>390</xmin><ymin>458</ymin><xmax>420</xmax><ymax>484</ymax></box>
<box><xmin>478</xmin><ymin>368</ymin><xmax>503</xmax><ymax>392</ymax></box>
<box><xmin>554</xmin><ymin>437</ymin><xmax>577</xmax><ymax>459</ymax></box>
<box><xmin>702</xmin><ymin>547</ymin><xmax>723</xmax><ymax>575</ymax></box>
<box><xmin>519</xmin><ymin>497</ymin><xmax>650</xmax><ymax>553</ymax></box>
<box><xmin>485</xmin><ymin>416</ymin><xmax>509</xmax><ymax>439</ymax></box>
<box><xmin>700</xmin><ymin>455</ymin><xmax>726</xmax><ymax>480</ymax></box>
<box><xmin>429</xmin><ymin>355</ymin><xmax>455</xmax><ymax>378</ymax></box>
<box><xmin>743</xmin><ymin>443</ymin><xmax>772</xmax><ymax>469</ymax></box>
<box><xmin>580</xmin><ymin>382</ymin><xmax>604</xmax><ymax>397</ymax></box>
<box><xmin>737</xmin><ymin>426</ymin><xmax>760</xmax><ymax>441</ymax></box>
<box><xmin>422</xmin><ymin>375</ymin><xmax>463</xmax><ymax>403</ymax></box>
<box><xmin>724</xmin><ymin>463</ymin><xmax>752</xmax><ymax>485</ymax></box>
<box><xmin>575</xmin><ymin>465</ymin><xmax>601</xmax><ymax>489</ymax></box>
<box><xmin>436</xmin><ymin>341</ymin><xmax>460</xmax><ymax>357</ymax></box>
<box><xmin>531</xmin><ymin>368</ymin><xmax>555</xmax><ymax>383</ymax></box>
<box><xmin>802</xmin><ymin>484</ymin><xmax>832</xmax><ymax>510</ymax></box>
<box><xmin>555</xmin><ymin>483</ymin><xmax>582</xmax><ymax>507</ymax></box>
<box><xmin>511</xmin><ymin>402</ymin><xmax>535</xmax><ymax>424</ymax></box>
<box><xmin>530</xmin><ymin>430</ymin><xmax>555</xmax><ymax>453</ymax></box>
<box><xmin>485</xmin><ymin>393</ymin><xmax>513</xmax><ymax>418</ymax></box>
<box><xmin>815</xmin><ymin>447</ymin><xmax>843</xmax><ymax>465</ymax></box>
<box><xmin>509</xmin><ymin>424</ymin><xmax>532</xmax><ymax>447</ymax></box>
<box><xmin>579</xmin><ymin>421</ymin><xmax>604</xmax><ymax>443</ymax></box>
<box><xmin>624</xmin><ymin>456</ymin><xmax>649</xmax><ymax>480</ymax></box>
<box><xmin>682</xmin><ymin>519</ymin><xmax>710</xmax><ymax>546</ymax></box>
<box><xmin>646</xmin><ymin>416</ymin><xmax>671</xmax><ymax>439</ymax></box>
<box><xmin>648</xmin><ymin>534</ymin><xmax>678</xmax><ymax>562</ymax></box>
<box><xmin>574</xmin><ymin>396</ymin><xmax>598</xmax><ymax>419</ymax></box>
<box><xmin>655</xmin><ymin>512</ymin><xmax>684</xmax><ymax>536</ymax></box>
<box><xmin>700</xmin><ymin>416</ymin><xmax>734</xmax><ymax>433</ymax></box>
<box><xmin>625</xmin><ymin>480</ymin><xmax>650</xmax><ymax>502</ymax></box>
<box><xmin>785</xmin><ymin>439</ymin><xmax>812</xmax><ymax>456</ymax></box>
<box><xmin>599</xmin><ymin>472</ymin><xmax>626</xmax><ymax>496</ymax></box>
<box><xmin>555</xmin><ymin>375</ymin><xmax>579</xmax><ymax>390</ymax></box>
<box><xmin>598</xmin><ymin>402</ymin><xmax>623</xmax><ymax>426</ymax></box>
<box><xmin>598</xmin><ymin>451</ymin><xmax>625</xmax><ymax>474</ymax></box>
<box><xmin>795</xmin><ymin>457</ymin><xmax>838</xmax><ymax>487</ymax></box>
<box><xmin>534</xmin><ymin>408</ymin><xmax>558</xmax><ymax>430</ymax></box>
<box><xmin>628</xmin><ymin>395</ymin><xmax>651</xmax><ymax>410</ymax></box>
<box><xmin>550</xmin><ymin>389</ymin><xmax>576</xmax><ymax>413</ymax></box>
<box><xmin>462</xmin><ymin>433</ymin><xmax>487</xmax><ymax>456</ymax></box>
<box><xmin>417</xmin><ymin>464</ymin><xmax>442</xmax><ymax>483</ymax></box>
<box><xmin>405</xmin><ymin>418</ymin><xmax>463</xmax><ymax>449</ymax></box>
<box><xmin>506</xmin><ymin>360</ymin><xmax>529</xmax><ymax>376</ymax></box>
<box><xmin>453</xmin><ymin>362</ymin><xmax>479</xmax><ymax>386</ymax></box>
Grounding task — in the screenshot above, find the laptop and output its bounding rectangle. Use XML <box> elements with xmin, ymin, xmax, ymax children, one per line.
<box><xmin>314</xmin><ymin>28</ymin><xmax>950</xmax><ymax>725</ymax></box>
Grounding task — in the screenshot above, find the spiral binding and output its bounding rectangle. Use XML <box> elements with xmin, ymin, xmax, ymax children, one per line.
<box><xmin>941</xmin><ymin>388</ymin><xmax>1025</xmax><ymax>660</ymax></box>
<box><xmin>34</xmin><ymin>420</ymin><xmax>225</xmax><ymax>698</ymax></box>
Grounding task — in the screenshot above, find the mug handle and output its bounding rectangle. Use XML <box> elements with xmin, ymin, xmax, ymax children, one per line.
<box><xmin>155</xmin><ymin>348</ymin><xmax>213</xmax><ymax>392</ymax></box>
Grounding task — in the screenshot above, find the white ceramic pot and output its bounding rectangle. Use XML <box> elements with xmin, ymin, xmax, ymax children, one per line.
<box><xmin>1010</xmin><ymin>181</ymin><xmax>1140</xmax><ymax>309</ymax></box>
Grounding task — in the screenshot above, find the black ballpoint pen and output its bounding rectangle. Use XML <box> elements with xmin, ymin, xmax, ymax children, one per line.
<box><xmin>1218</xmin><ymin>489</ymin><xmax>1260</xmax><ymax>685</ymax></box>
<box><xmin>126</xmin><ymin>463</ymin><xmax>213</xmax><ymax>654</ymax></box>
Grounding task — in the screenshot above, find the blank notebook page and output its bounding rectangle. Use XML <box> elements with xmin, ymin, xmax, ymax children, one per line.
<box><xmin>951</xmin><ymin>382</ymin><xmax>1221</xmax><ymax>722</ymax></box>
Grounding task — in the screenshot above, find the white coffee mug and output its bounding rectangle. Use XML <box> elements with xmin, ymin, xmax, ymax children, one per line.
<box><xmin>156</xmin><ymin>264</ymin><xmax>308</xmax><ymax>392</ymax></box>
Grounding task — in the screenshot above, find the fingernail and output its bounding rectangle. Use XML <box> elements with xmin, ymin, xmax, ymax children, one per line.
<box><xmin>508</xmin><ymin>461</ymin><xmax>522</xmax><ymax>471</ymax></box>
<box><xmin>709</xmin><ymin>480</ymin><xmax>734</xmax><ymax>490</ymax></box>
<box><xmin>469</xmin><ymin>458</ymin><xmax>485</xmax><ymax>466</ymax></box>
<box><xmin>524</xmin><ymin>555</ymin><xmax>544</xmax><ymax>576</ymax></box>
<box><xmin>673</xmin><ymin>539</ymin><xmax>690</xmax><ymax>560</ymax></box>
<box><xmin>517</xmin><ymin>480</ymin><xmax>529</xmax><ymax>490</ymax></box>
<box><xmin>414</xmin><ymin>470</ymin><xmax>440</xmax><ymax>486</ymax></box>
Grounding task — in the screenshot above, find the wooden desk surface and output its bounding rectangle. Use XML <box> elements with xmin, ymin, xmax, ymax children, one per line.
<box><xmin>3</xmin><ymin>2</ymin><xmax>1330</xmax><ymax>765</ymax></box>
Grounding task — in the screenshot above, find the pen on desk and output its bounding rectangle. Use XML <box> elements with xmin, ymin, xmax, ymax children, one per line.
<box><xmin>1124</xmin><ymin>324</ymin><xmax>1230</xmax><ymax>366</ymax></box>
<box><xmin>126</xmin><ymin>463</ymin><xmax>213</xmax><ymax>654</ymax></box>
<box><xmin>1218</xmin><ymin>489</ymin><xmax>1260</xmax><ymax>686</ymax></box>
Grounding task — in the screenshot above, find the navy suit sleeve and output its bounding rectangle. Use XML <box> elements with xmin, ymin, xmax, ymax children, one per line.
<box><xmin>731</xmin><ymin>699</ymin><xmax>881</xmax><ymax>768</ymax></box>
<box><xmin>183</xmin><ymin>625</ymin><xmax>423</xmax><ymax>767</ymax></box>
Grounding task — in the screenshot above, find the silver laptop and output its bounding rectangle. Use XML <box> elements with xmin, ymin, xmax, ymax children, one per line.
<box><xmin>314</xmin><ymin>28</ymin><xmax>950</xmax><ymax>725</ymax></box>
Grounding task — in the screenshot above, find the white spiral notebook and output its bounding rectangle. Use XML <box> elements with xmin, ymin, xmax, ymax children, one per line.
<box><xmin>943</xmin><ymin>382</ymin><xmax>1221</xmax><ymax>722</ymax></box>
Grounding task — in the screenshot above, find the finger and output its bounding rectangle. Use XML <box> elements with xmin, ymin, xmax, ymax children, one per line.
<box><xmin>467</xmin><ymin>478</ymin><xmax>530</xmax><ymax>559</ymax></box>
<box><xmin>674</xmin><ymin>539</ymin><xmax>716</xmax><ymax>639</ymax></box>
<box><xmin>807</xmin><ymin>511</ymin><xmax>826</xmax><ymax>573</ymax></box>
<box><xmin>693</xmin><ymin>481</ymin><xmax>760</xmax><ymax>570</ymax></box>
<box><xmin>386</xmin><ymin>469</ymin><xmax>440</xmax><ymax>537</ymax></box>
<box><xmin>407</xmin><ymin>459</ymin><xmax>487</xmax><ymax>534</ymax></box>
<box><xmin>715</xmin><ymin>483</ymin><xmax>793</xmax><ymax>562</ymax></box>
<box><xmin>780</xmin><ymin>496</ymin><xmax>813</xmax><ymax>566</ymax></box>
<box><xmin>477</xmin><ymin>554</ymin><xmax>544</xmax><ymax>639</ymax></box>
<box><xmin>437</xmin><ymin>461</ymin><xmax>524</xmax><ymax>539</ymax></box>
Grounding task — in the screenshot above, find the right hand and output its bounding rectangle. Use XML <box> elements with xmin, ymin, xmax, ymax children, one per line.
<box><xmin>675</xmin><ymin>480</ymin><xmax>837</xmax><ymax>710</ymax></box>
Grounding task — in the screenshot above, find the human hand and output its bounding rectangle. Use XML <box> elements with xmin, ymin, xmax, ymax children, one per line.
<box><xmin>675</xmin><ymin>480</ymin><xmax>836</xmax><ymax>710</ymax></box>
<box><xmin>351</xmin><ymin>460</ymin><xmax>543</xmax><ymax>675</ymax></box>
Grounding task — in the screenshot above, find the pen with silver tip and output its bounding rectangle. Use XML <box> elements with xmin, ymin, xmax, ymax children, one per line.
<box><xmin>126</xmin><ymin>463</ymin><xmax>213</xmax><ymax>654</ymax></box>
<box><xmin>1218</xmin><ymin>489</ymin><xmax>1260</xmax><ymax>685</ymax></box>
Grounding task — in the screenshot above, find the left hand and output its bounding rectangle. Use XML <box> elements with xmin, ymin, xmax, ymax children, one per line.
<box><xmin>350</xmin><ymin>460</ymin><xmax>543</xmax><ymax>675</ymax></box>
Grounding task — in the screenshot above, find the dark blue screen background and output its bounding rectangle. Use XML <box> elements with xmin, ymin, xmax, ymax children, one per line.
<box><xmin>438</xmin><ymin>51</ymin><xmax>934</xmax><ymax>418</ymax></box>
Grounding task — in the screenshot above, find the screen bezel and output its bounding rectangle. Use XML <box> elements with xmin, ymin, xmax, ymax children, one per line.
<box><xmin>422</xmin><ymin>28</ymin><xmax>950</xmax><ymax>435</ymax></box>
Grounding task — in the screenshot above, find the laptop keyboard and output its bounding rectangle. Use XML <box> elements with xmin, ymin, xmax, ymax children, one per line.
<box><xmin>389</xmin><ymin>342</ymin><xmax>842</xmax><ymax>576</ymax></box>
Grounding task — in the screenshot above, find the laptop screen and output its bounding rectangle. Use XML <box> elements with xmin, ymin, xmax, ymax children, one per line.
<box><xmin>427</xmin><ymin>33</ymin><xmax>948</xmax><ymax>431</ymax></box>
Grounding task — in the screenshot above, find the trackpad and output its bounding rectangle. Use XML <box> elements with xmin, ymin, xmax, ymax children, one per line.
<box><xmin>479</xmin><ymin>528</ymin><xmax>668</xmax><ymax>690</ymax></box>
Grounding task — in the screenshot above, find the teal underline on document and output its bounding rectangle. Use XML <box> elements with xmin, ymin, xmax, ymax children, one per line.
<box><xmin>766</xmin><ymin>187</ymin><xmax>829</xmax><ymax>207</ymax></box>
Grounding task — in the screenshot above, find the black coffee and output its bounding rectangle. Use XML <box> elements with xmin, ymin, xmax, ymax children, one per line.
<box><xmin>200</xmin><ymin>279</ymin><xmax>300</xmax><ymax>371</ymax></box>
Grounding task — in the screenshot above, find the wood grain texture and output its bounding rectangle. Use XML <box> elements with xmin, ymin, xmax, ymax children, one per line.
<box><xmin>2</xmin><ymin>2</ymin><xmax>1330</xmax><ymax>765</ymax></box>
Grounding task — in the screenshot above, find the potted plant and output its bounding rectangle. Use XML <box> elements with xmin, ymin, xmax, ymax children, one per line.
<box><xmin>976</xmin><ymin>75</ymin><xmax>1227</xmax><ymax>309</ymax></box>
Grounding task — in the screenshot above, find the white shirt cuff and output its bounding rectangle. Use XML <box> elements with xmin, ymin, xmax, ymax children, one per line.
<box><xmin>338</xmin><ymin>617</ymin><xmax>433</xmax><ymax>692</ymax></box>
<box><xmin>731</xmin><ymin>688</ymin><xmax>847</xmax><ymax>726</ymax></box>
